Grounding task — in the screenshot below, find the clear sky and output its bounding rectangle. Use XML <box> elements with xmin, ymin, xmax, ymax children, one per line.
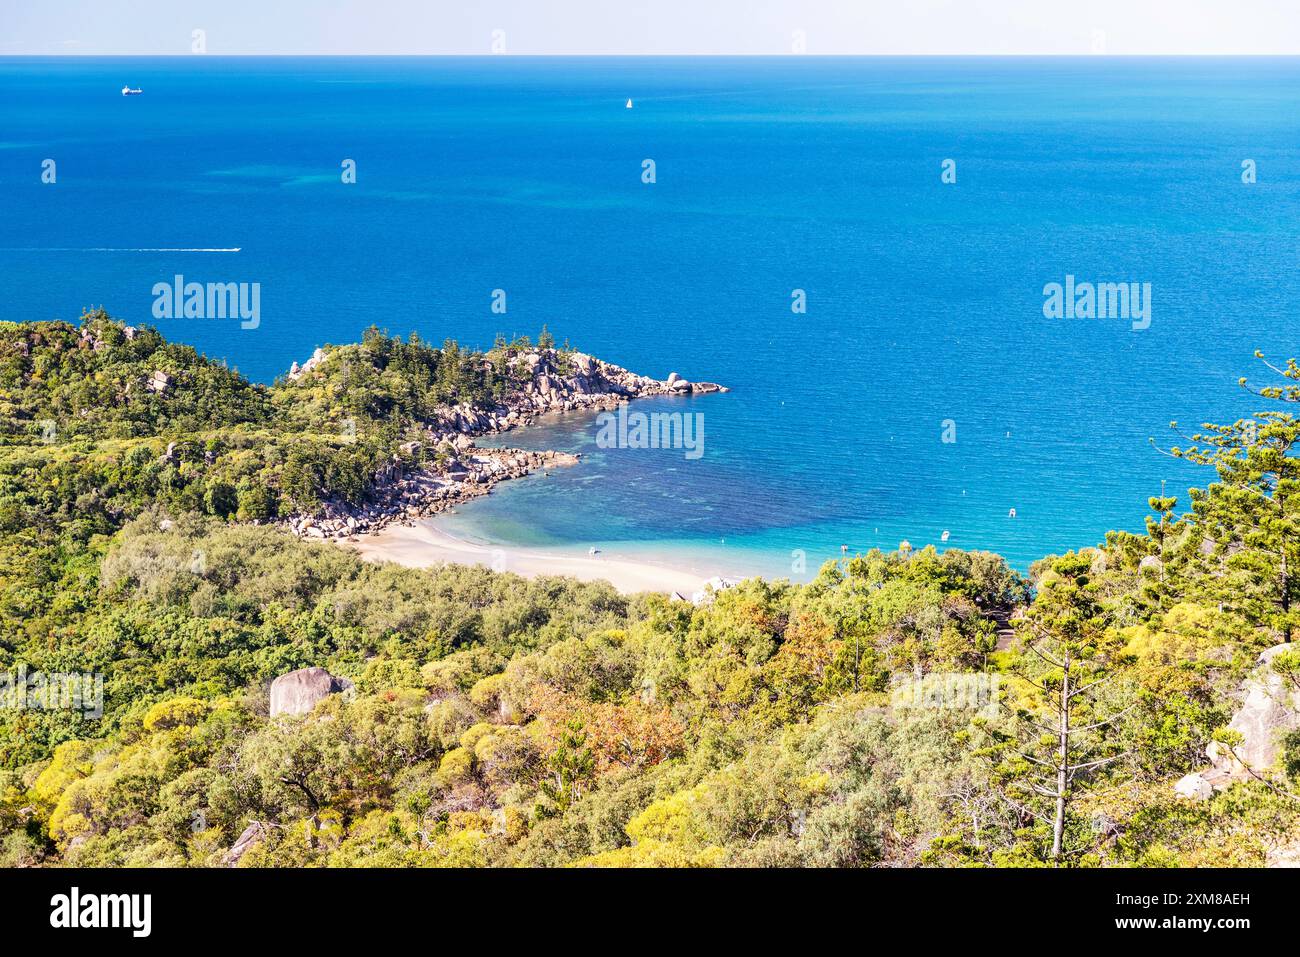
<box><xmin>5</xmin><ymin>0</ymin><xmax>1300</xmax><ymax>56</ymax></box>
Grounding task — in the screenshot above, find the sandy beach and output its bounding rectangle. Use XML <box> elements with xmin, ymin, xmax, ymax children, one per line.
<box><xmin>346</xmin><ymin>520</ymin><xmax>715</xmax><ymax>596</ymax></box>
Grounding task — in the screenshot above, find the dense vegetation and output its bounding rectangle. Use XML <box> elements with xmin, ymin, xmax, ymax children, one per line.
<box><xmin>0</xmin><ymin>311</ymin><xmax>556</xmax><ymax>532</ymax></box>
<box><xmin>1</xmin><ymin>312</ymin><xmax>1298</xmax><ymax>867</ymax></box>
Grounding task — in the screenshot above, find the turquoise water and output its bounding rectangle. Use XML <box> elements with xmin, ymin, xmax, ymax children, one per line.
<box><xmin>3</xmin><ymin>56</ymin><xmax>1298</xmax><ymax>573</ymax></box>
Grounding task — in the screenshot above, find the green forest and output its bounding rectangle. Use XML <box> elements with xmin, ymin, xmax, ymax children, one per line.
<box><xmin>1</xmin><ymin>311</ymin><xmax>1297</xmax><ymax>867</ymax></box>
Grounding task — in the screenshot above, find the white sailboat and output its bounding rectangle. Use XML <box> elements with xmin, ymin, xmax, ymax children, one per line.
<box><xmin>625</xmin><ymin>98</ymin><xmax>633</xmax><ymax>109</ymax></box>
<box><xmin>121</xmin><ymin>86</ymin><xmax>143</xmax><ymax>96</ymax></box>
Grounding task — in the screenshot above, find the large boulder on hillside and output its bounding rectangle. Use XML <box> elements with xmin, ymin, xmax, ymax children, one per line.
<box><xmin>1138</xmin><ymin>554</ymin><xmax>1163</xmax><ymax>576</ymax></box>
<box><xmin>1173</xmin><ymin>772</ymin><xmax>1214</xmax><ymax>801</ymax></box>
<box><xmin>1267</xmin><ymin>840</ymin><xmax>1300</xmax><ymax>868</ymax></box>
<box><xmin>1206</xmin><ymin>643</ymin><xmax>1299</xmax><ymax>778</ymax></box>
<box><xmin>270</xmin><ymin>667</ymin><xmax>354</xmax><ymax>717</ymax></box>
<box><xmin>222</xmin><ymin>822</ymin><xmax>269</xmax><ymax>867</ymax></box>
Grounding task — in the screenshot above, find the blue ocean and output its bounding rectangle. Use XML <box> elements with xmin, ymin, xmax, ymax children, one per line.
<box><xmin>2</xmin><ymin>56</ymin><xmax>1297</xmax><ymax>576</ymax></box>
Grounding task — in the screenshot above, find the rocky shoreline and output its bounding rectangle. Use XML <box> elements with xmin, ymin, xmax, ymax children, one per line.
<box><xmin>283</xmin><ymin>346</ymin><xmax>727</xmax><ymax>542</ymax></box>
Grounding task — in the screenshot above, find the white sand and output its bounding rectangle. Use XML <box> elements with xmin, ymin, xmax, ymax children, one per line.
<box><xmin>345</xmin><ymin>520</ymin><xmax>712</xmax><ymax>597</ymax></box>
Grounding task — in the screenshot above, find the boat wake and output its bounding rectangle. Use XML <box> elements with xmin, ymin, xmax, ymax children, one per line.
<box><xmin>0</xmin><ymin>247</ymin><xmax>243</xmax><ymax>253</ymax></box>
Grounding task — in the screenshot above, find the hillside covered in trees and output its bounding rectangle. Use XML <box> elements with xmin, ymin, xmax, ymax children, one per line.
<box><xmin>1</xmin><ymin>312</ymin><xmax>1298</xmax><ymax>867</ymax></box>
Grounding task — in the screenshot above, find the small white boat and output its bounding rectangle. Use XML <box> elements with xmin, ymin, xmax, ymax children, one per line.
<box><xmin>625</xmin><ymin>98</ymin><xmax>633</xmax><ymax>109</ymax></box>
<box><xmin>121</xmin><ymin>86</ymin><xmax>143</xmax><ymax>96</ymax></box>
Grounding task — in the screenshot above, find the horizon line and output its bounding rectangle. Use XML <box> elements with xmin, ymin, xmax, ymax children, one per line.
<box><xmin>5</xmin><ymin>52</ymin><xmax>1300</xmax><ymax>59</ymax></box>
<box><xmin>2</xmin><ymin>54</ymin><xmax>1300</xmax><ymax>60</ymax></box>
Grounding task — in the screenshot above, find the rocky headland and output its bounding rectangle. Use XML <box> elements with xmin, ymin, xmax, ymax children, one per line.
<box><xmin>282</xmin><ymin>346</ymin><xmax>727</xmax><ymax>541</ymax></box>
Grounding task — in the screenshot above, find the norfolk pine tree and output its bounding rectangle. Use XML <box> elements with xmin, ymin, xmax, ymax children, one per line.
<box><xmin>1160</xmin><ymin>351</ymin><xmax>1300</xmax><ymax>643</ymax></box>
<box><xmin>999</xmin><ymin>554</ymin><xmax>1132</xmax><ymax>862</ymax></box>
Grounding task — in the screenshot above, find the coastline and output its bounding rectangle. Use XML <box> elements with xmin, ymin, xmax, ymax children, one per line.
<box><xmin>283</xmin><ymin>344</ymin><xmax>728</xmax><ymax>542</ymax></box>
<box><xmin>347</xmin><ymin>518</ymin><xmax>718</xmax><ymax>597</ymax></box>
<box><xmin>286</xmin><ymin>342</ymin><xmax>739</xmax><ymax>595</ymax></box>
